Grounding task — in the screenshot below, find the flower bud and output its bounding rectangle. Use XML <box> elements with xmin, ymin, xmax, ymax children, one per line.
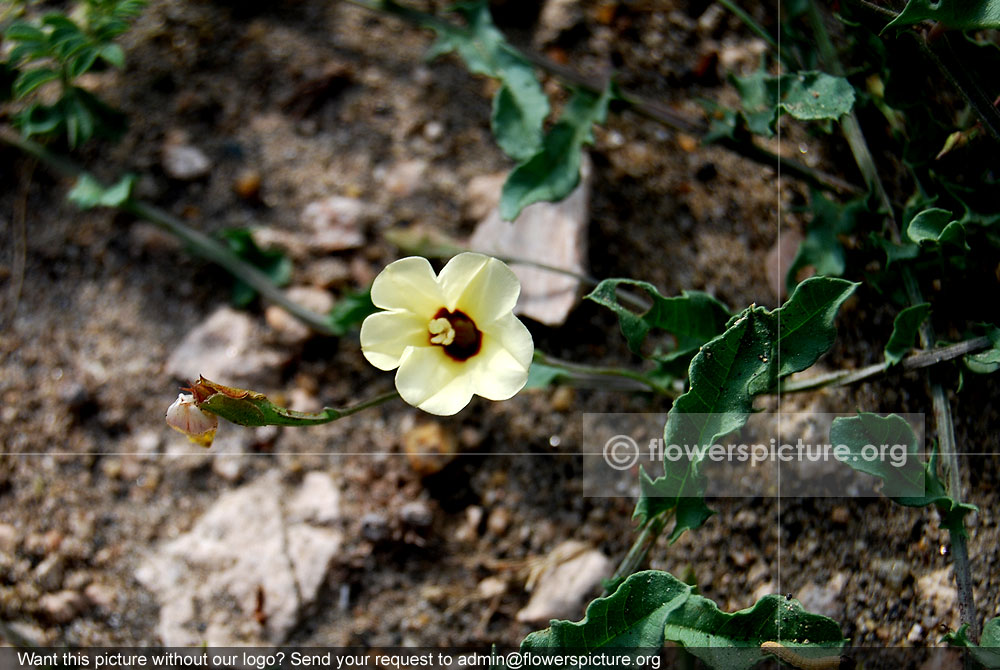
<box><xmin>165</xmin><ymin>393</ymin><xmax>218</xmax><ymax>447</ymax></box>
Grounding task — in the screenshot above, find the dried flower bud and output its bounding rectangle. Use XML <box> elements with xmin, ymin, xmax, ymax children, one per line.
<box><xmin>165</xmin><ymin>393</ymin><xmax>218</xmax><ymax>447</ymax></box>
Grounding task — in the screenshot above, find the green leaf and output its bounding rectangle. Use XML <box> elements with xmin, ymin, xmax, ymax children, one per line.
<box><xmin>964</xmin><ymin>326</ymin><xmax>1000</xmax><ymax>374</ymax></box>
<box><xmin>4</xmin><ymin>21</ymin><xmax>47</xmax><ymax>44</ymax></box>
<box><xmin>524</xmin><ymin>361</ymin><xmax>568</xmax><ymax>390</ymax></box>
<box><xmin>663</xmin><ymin>593</ymin><xmax>847</xmax><ymax>670</ymax></box>
<box><xmin>68</xmin><ymin>46</ymin><xmax>100</xmax><ymax>79</ymax></box>
<box><xmin>326</xmin><ymin>289</ymin><xmax>377</xmax><ymax>337</ymax></box>
<box><xmin>521</xmin><ymin>571</ymin><xmax>845</xmax><ymax>670</ymax></box>
<box><xmin>522</xmin><ymin>570</ymin><xmax>691</xmax><ymax>655</ymax></box>
<box><xmin>944</xmin><ymin>618</ymin><xmax>1000</xmax><ymax>669</ymax></box>
<box><xmin>884</xmin><ymin>0</ymin><xmax>1000</xmax><ymax>31</ymax></box>
<box><xmin>635</xmin><ymin>278</ymin><xmax>857</xmax><ymax>535</ymax></box>
<box><xmin>500</xmin><ymin>82</ymin><xmax>615</xmax><ymax>221</ymax></box>
<box><xmin>787</xmin><ymin>191</ymin><xmax>864</xmax><ymax>291</ymax></box>
<box><xmin>906</xmin><ymin>208</ymin><xmax>967</xmax><ymax>248</ymax></box>
<box><xmin>218</xmin><ymin>229</ymin><xmax>292</xmax><ymax>308</ymax></box>
<box><xmin>732</xmin><ymin>69</ymin><xmax>856</xmax><ymax>138</ymax></box>
<box><xmin>12</xmin><ymin>67</ymin><xmax>60</xmax><ymax>98</ymax></box>
<box><xmin>99</xmin><ymin>43</ymin><xmax>125</xmax><ymax>68</ymax></box>
<box><xmin>585</xmin><ymin>279</ymin><xmax>730</xmax><ymax>363</ymax></box>
<box><xmin>67</xmin><ymin>173</ymin><xmax>136</xmax><ymax>209</ymax></box>
<box><xmin>426</xmin><ymin>0</ymin><xmax>549</xmax><ymax>162</ymax></box>
<box><xmin>775</xmin><ymin>276</ymin><xmax>859</xmax><ymax>377</ymax></box>
<box><xmin>884</xmin><ymin>303</ymin><xmax>931</xmax><ymax>365</ymax></box>
<box><xmin>191</xmin><ymin>377</ymin><xmax>349</xmax><ymax>427</ymax></box>
<box><xmin>829</xmin><ymin>413</ymin><xmax>977</xmax><ymax>529</ymax></box>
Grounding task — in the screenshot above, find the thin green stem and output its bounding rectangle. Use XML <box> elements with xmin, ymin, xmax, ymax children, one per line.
<box><xmin>901</xmin><ymin>271</ymin><xmax>980</xmax><ymax>643</ymax></box>
<box><xmin>0</xmin><ymin>125</ymin><xmax>339</xmax><ymax>336</ymax></box>
<box><xmin>300</xmin><ymin>390</ymin><xmax>402</xmax><ymax>424</ymax></box>
<box><xmin>716</xmin><ymin>0</ymin><xmax>779</xmax><ymax>53</ymax></box>
<box><xmin>804</xmin><ymin>1</ymin><xmax>898</xmax><ymax>235</ymax></box>
<box><xmin>534</xmin><ymin>351</ymin><xmax>677</xmax><ymax>397</ymax></box>
<box><xmin>606</xmin><ymin>510</ymin><xmax>672</xmax><ymax>594</ymax></box>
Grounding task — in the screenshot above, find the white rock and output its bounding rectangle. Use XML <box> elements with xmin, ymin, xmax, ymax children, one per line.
<box><xmin>136</xmin><ymin>471</ymin><xmax>343</xmax><ymax>645</ymax></box>
<box><xmin>379</xmin><ymin>159</ymin><xmax>427</xmax><ymax>197</ymax></box>
<box><xmin>162</xmin><ymin>144</ymin><xmax>211</xmax><ymax>180</ymax></box>
<box><xmin>39</xmin><ymin>590</ymin><xmax>86</xmax><ymax>624</ymax></box>
<box><xmin>286</xmin><ymin>471</ymin><xmax>341</xmax><ymax>525</ymax></box>
<box><xmin>468</xmin><ymin>155</ymin><xmax>591</xmax><ymax>327</ymax></box>
<box><xmin>796</xmin><ymin>571</ymin><xmax>848</xmax><ymax>619</ymax></box>
<box><xmin>0</xmin><ymin>523</ymin><xmax>19</xmax><ymax>554</ymax></box>
<box><xmin>916</xmin><ymin>567</ymin><xmax>959</xmax><ymax>630</ymax></box>
<box><xmin>265</xmin><ymin>287</ymin><xmax>335</xmax><ymax>345</ymax></box>
<box><xmin>300</xmin><ymin>196</ymin><xmax>367</xmax><ymax>251</ymax></box>
<box><xmin>534</xmin><ymin>0</ymin><xmax>583</xmax><ymax>47</ymax></box>
<box><xmin>516</xmin><ymin>540</ymin><xmax>612</xmax><ymax>623</ymax></box>
<box><xmin>165</xmin><ymin>306</ymin><xmax>286</xmax><ymax>386</ymax></box>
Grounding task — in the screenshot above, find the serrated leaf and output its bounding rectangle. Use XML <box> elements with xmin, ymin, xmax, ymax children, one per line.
<box><xmin>884</xmin><ymin>303</ymin><xmax>931</xmax><ymax>365</ymax></box>
<box><xmin>775</xmin><ymin>276</ymin><xmax>859</xmax><ymax>377</ymax></box>
<box><xmin>663</xmin><ymin>593</ymin><xmax>846</xmax><ymax>670</ymax></box>
<box><xmin>732</xmin><ymin>69</ymin><xmax>855</xmax><ymax>138</ymax></box>
<box><xmin>907</xmin><ymin>207</ymin><xmax>967</xmax><ymax>247</ymax></box>
<box><xmin>500</xmin><ymin>82</ymin><xmax>615</xmax><ymax>221</ymax></box>
<box><xmin>635</xmin><ymin>278</ymin><xmax>857</xmax><ymax>534</ymax></box>
<box><xmin>884</xmin><ymin>0</ymin><xmax>1000</xmax><ymax>31</ymax></box>
<box><xmin>190</xmin><ymin>377</ymin><xmax>349</xmax><ymax>427</ymax></box>
<box><xmin>12</xmin><ymin>67</ymin><xmax>60</xmax><ymax>98</ymax></box>
<box><xmin>944</xmin><ymin>618</ymin><xmax>1000</xmax><ymax>669</ymax></box>
<box><xmin>522</xmin><ymin>570</ymin><xmax>691</xmax><ymax>656</ymax></box>
<box><xmin>326</xmin><ymin>289</ymin><xmax>377</xmax><ymax>337</ymax></box>
<box><xmin>67</xmin><ymin>173</ymin><xmax>136</xmax><ymax>209</ymax></box>
<box><xmin>218</xmin><ymin>229</ymin><xmax>292</xmax><ymax>308</ymax></box>
<box><xmin>426</xmin><ymin>0</ymin><xmax>548</xmax><ymax>161</ymax></box>
<box><xmin>787</xmin><ymin>191</ymin><xmax>863</xmax><ymax>291</ymax></box>
<box><xmin>829</xmin><ymin>413</ymin><xmax>977</xmax><ymax>529</ymax></box>
<box><xmin>585</xmin><ymin>279</ymin><xmax>730</xmax><ymax>362</ymax></box>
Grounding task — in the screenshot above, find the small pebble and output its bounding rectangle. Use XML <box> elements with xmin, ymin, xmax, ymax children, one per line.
<box><xmin>33</xmin><ymin>555</ymin><xmax>65</xmax><ymax>592</ymax></box>
<box><xmin>400</xmin><ymin>501</ymin><xmax>434</xmax><ymax>528</ymax></box>
<box><xmin>360</xmin><ymin>512</ymin><xmax>390</xmax><ymax>542</ymax></box>
<box><xmin>162</xmin><ymin>143</ymin><xmax>211</xmax><ymax>180</ymax></box>
<box><xmin>39</xmin><ymin>590</ymin><xmax>86</xmax><ymax>624</ymax></box>
<box><xmin>402</xmin><ymin>422</ymin><xmax>458</xmax><ymax>476</ymax></box>
<box><xmin>233</xmin><ymin>169</ymin><xmax>262</xmax><ymax>200</ymax></box>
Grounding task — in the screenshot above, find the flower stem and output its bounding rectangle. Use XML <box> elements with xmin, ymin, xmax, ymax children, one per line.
<box><xmin>0</xmin><ymin>125</ymin><xmax>338</xmax><ymax>336</ymax></box>
<box><xmin>534</xmin><ymin>352</ymin><xmax>677</xmax><ymax>397</ymax></box>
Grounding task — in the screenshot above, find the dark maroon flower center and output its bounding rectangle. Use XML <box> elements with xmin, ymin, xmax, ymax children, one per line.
<box><xmin>428</xmin><ymin>308</ymin><xmax>482</xmax><ymax>361</ymax></box>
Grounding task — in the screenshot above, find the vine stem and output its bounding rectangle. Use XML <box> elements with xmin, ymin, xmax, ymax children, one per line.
<box><xmin>0</xmin><ymin>125</ymin><xmax>338</xmax><ymax>336</ymax></box>
<box><xmin>777</xmin><ymin>336</ymin><xmax>991</xmax><ymax>393</ymax></box>
<box><xmin>342</xmin><ymin>0</ymin><xmax>862</xmax><ymax>197</ymax></box>
<box><xmin>533</xmin><ymin>352</ymin><xmax>677</xmax><ymax>397</ymax></box>
<box><xmin>605</xmin><ymin>510</ymin><xmax>672</xmax><ymax>595</ymax></box>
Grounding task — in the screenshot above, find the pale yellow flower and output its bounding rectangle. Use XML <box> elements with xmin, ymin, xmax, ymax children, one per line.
<box><xmin>360</xmin><ymin>253</ymin><xmax>534</xmax><ymax>416</ymax></box>
<box><xmin>165</xmin><ymin>392</ymin><xmax>218</xmax><ymax>447</ymax></box>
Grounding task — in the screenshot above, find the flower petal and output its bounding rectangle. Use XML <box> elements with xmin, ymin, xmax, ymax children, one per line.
<box><xmin>360</xmin><ymin>310</ymin><xmax>428</xmax><ymax>370</ymax></box>
<box><xmin>473</xmin><ymin>313</ymin><xmax>533</xmax><ymax>400</ymax></box>
<box><xmin>370</xmin><ymin>256</ymin><xmax>444</xmax><ymax>317</ymax></box>
<box><xmin>395</xmin><ymin>346</ymin><xmax>475</xmax><ymax>416</ymax></box>
<box><xmin>439</xmin><ymin>253</ymin><xmax>521</xmax><ymax>324</ymax></box>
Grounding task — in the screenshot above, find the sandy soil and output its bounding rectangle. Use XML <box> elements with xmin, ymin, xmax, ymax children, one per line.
<box><xmin>1</xmin><ymin>0</ymin><xmax>998</xmax><ymax>656</ymax></box>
